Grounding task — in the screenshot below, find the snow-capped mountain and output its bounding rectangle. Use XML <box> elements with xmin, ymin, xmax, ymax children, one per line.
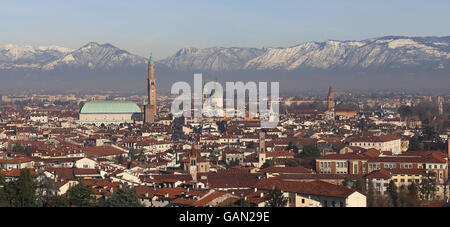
<box><xmin>1</xmin><ymin>36</ymin><xmax>449</xmax><ymax>72</ymax></box>
<box><xmin>159</xmin><ymin>47</ymin><xmax>266</xmax><ymax>71</ymax></box>
<box><xmin>0</xmin><ymin>42</ymin><xmax>146</xmax><ymax>70</ymax></box>
<box><xmin>42</xmin><ymin>42</ymin><xmax>146</xmax><ymax>70</ymax></box>
<box><xmin>0</xmin><ymin>44</ymin><xmax>72</xmax><ymax>69</ymax></box>
<box><xmin>244</xmin><ymin>36</ymin><xmax>450</xmax><ymax>70</ymax></box>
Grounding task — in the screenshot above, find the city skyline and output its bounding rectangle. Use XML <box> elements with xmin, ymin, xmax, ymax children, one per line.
<box><xmin>2</xmin><ymin>0</ymin><xmax>450</xmax><ymax>59</ymax></box>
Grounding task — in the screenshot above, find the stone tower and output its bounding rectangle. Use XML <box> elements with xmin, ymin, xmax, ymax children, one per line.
<box><xmin>144</xmin><ymin>55</ymin><xmax>157</xmax><ymax>123</ymax></box>
<box><xmin>188</xmin><ymin>149</ymin><xmax>198</xmax><ymax>182</ymax></box>
<box><xmin>327</xmin><ymin>86</ymin><xmax>335</xmax><ymax>111</ymax></box>
<box><xmin>258</xmin><ymin>131</ymin><xmax>266</xmax><ymax>167</ymax></box>
<box><xmin>326</xmin><ymin>86</ymin><xmax>335</xmax><ymax>120</ymax></box>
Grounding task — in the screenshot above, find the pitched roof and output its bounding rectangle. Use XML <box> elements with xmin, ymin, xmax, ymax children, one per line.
<box><xmin>259</xmin><ymin>166</ymin><xmax>314</xmax><ymax>174</ymax></box>
<box><xmin>253</xmin><ymin>179</ymin><xmax>358</xmax><ymax>198</ymax></box>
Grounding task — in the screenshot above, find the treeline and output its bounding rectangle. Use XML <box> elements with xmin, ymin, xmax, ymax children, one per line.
<box><xmin>0</xmin><ymin>169</ymin><xmax>143</xmax><ymax>207</ymax></box>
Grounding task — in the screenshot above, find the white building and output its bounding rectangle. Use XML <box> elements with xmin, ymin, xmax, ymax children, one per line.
<box><xmin>348</xmin><ymin>135</ymin><xmax>402</xmax><ymax>155</ymax></box>
<box><xmin>79</xmin><ymin>101</ymin><xmax>141</xmax><ymax>126</ymax></box>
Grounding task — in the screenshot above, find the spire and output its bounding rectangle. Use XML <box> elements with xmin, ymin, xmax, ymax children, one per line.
<box><xmin>148</xmin><ymin>53</ymin><xmax>154</xmax><ymax>66</ymax></box>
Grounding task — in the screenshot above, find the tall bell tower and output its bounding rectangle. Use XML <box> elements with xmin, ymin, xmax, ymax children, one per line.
<box><xmin>326</xmin><ymin>86</ymin><xmax>335</xmax><ymax>121</ymax></box>
<box><xmin>144</xmin><ymin>55</ymin><xmax>157</xmax><ymax>123</ymax></box>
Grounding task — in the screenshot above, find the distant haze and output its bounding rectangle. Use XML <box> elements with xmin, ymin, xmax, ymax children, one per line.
<box><xmin>0</xmin><ymin>36</ymin><xmax>449</xmax><ymax>94</ymax></box>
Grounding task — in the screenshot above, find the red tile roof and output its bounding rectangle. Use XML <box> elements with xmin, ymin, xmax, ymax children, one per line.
<box><xmin>253</xmin><ymin>179</ymin><xmax>358</xmax><ymax>198</ymax></box>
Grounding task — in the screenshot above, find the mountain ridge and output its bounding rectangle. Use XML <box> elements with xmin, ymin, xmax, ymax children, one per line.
<box><xmin>1</xmin><ymin>35</ymin><xmax>449</xmax><ymax>72</ymax></box>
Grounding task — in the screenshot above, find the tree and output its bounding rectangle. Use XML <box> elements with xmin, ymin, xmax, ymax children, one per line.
<box><xmin>421</xmin><ymin>125</ymin><xmax>440</xmax><ymax>142</ymax></box>
<box><xmin>287</xmin><ymin>142</ymin><xmax>295</xmax><ymax>151</ymax></box>
<box><xmin>352</xmin><ymin>178</ymin><xmax>365</xmax><ymax>193</ymax></box>
<box><xmin>34</xmin><ymin>172</ymin><xmax>59</xmax><ymax>207</ymax></box>
<box><xmin>12</xmin><ymin>142</ymin><xmax>25</xmax><ymax>154</ymax></box>
<box><xmin>99</xmin><ymin>188</ymin><xmax>143</xmax><ymax>207</ymax></box>
<box><xmin>67</xmin><ymin>182</ymin><xmax>94</xmax><ymax>207</ymax></box>
<box><xmin>388</xmin><ymin>181</ymin><xmax>399</xmax><ymax>207</ymax></box>
<box><xmin>42</xmin><ymin>195</ymin><xmax>69</xmax><ymax>207</ymax></box>
<box><xmin>260</xmin><ymin>160</ymin><xmax>274</xmax><ymax>169</ymax></box>
<box><xmin>265</xmin><ymin>187</ymin><xmax>288</xmax><ymax>207</ymax></box>
<box><xmin>4</xmin><ymin>169</ymin><xmax>36</xmax><ymax>207</ymax></box>
<box><xmin>284</xmin><ymin>161</ymin><xmax>298</xmax><ymax>167</ymax></box>
<box><xmin>408</xmin><ymin>137</ymin><xmax>421</xmax><ymax>151</ymax></box>
<box><xmin>402</xmin><ymin>182</ymin><xmax>420</xmax><ymax>207</ymax></box>
<box><xmin>342</xmin><ymin>177</ymin><xmax>352</xmax><ymax>188</ymax></box>
<box><xmin>398</xmin><ymin>105</ymin><xmax>413</xmax><ymax>117</ymax></box>
<box><xmin>246</xmin><ymin>141</ymin><xmax>256</xmax><ymax>149</ymax></box>
<box><xmin>0</xmin><ymin>171</ymin><xmax>6</xmax><ymax>206</ymax></box>
<box><xmin>15</xmin><ymin>168</ymin><xmax>36</xmax><ymax>207</ymax></box>
<box><xmin>216</xmin><ymin>121</ymin><xmax>227</xmax><ymax>134</ymax></box>
<box><xmin>116</xmin><ymin>154</ymin><xmax>126</xmax><ymax>165</ymax></box>
<box><xmin>367</xmin><ymin>179</ymin><xmax>375</xmax><ymax>207</ymax></box>
<box><xmin>419</xmin><ymin>172</ymin><xmax>437</xmax><ymax>201</ymax></box>
<box><xmin>298</xmin><ymin>144</ymin><xmax>321</xmax><ymax>159</ymax></box>
<box><xmin>2</xmin><ymin>181</ymin><xmax>18</xmax><ymax>207</ymax></box>
<box><xmin>128</xmin><ymin>148</ymin><xmax>136</xmax><ymax>161</ymax></box>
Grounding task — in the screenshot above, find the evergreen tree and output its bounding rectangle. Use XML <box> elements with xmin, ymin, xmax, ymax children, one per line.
<box><xmin>12</xmin><ymin>142</ymin><xmax>25</xmax><ymax>154</ymax></box>
<box><xmin>216</xmin><ymin>121</ymin><xmax>227</xmax><ymax>134</ymax></box>
<box><xmin>342</xmin><ymin>177</ymin><xmax>352</xmax><ymax>188</ymax></box>
<box><xmin>265</xmin><ymin>187</ymin><xmax>288</xmax><ymax>207</ymax></box>
<box><xmin>246</xmin><ymin>141</ymin><xmax>256</xmax><ymax>149</ymax></box>
<box><xmin>67</xmin><ymin>182</ymin><xmax>94</xmax><ymax>207</ymax></box>
<box><xmin>298</xmin><ymin>144</ymin><xmax>321</xmax><ymax>159</ymax></box>
<box><xmin>260</xmin><ymin>160</ymin><xmax>274</xmax><ymax>169</ymax></box>
<box><xmin>419</xmin><ymin>172</ymin><xmax>437</xmax><ymax>201</ymax></box>
<box><xmin>408</xmin><ymin>137</ymin><xmax>422</xmax><ymax>151</ymax></box>
<box><xmin>3</xmin><ymin>181</ymin><xmax>18</xmax><ymax>207</ymax></box>
<box><xmin>99</xmin><ymin>188</ymin><xmax>143</xmax><ymax>207</ymax></box>
<box><xmin>128</xmin><ymin>147</ymin><xmax>136</xmax><ymax>161</ymax></box>
<box><xmin>287</xmin><ymin>142</ymin><xmax>295</xmax><ymax>151</ymax></box>
<box><xmin>43</xmin><ymin>195</ymin><xmax>69</xmax><ymax>207</ymax></box>
<box><xmin>0</xmin><ymin>171</ymin><xmax>6</xmax><ymax>206</ymax></box>
<box><xmin>421</xmin><ymin>125</ymin><xmax>440</xmax><ymax>142</ymax></box>
<box><xmin>15</xmin><ymin>168</ymin><xmax>36</xmax><ymax>207</ymax></box>
<box><xmin>284</xmin><ymin>161</ymin><xmax>298</xmax><ymax>167</ymax></box>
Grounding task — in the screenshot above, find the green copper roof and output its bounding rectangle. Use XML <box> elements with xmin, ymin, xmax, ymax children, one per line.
<box><xmin>80</xmin><ymin>101</ymin><xmax>141</xmax><ymax>114</ymax></box>
<box><xmin>148</xmin><ymin>55</ymin><xmax>154</xmax><ymax>65</ymax></box>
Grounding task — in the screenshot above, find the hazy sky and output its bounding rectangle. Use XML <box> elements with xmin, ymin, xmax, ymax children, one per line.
<box><xmin>2</xmin><ymin>0</ymin><xmax>450</xmax><ymax>59</ymax></box>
